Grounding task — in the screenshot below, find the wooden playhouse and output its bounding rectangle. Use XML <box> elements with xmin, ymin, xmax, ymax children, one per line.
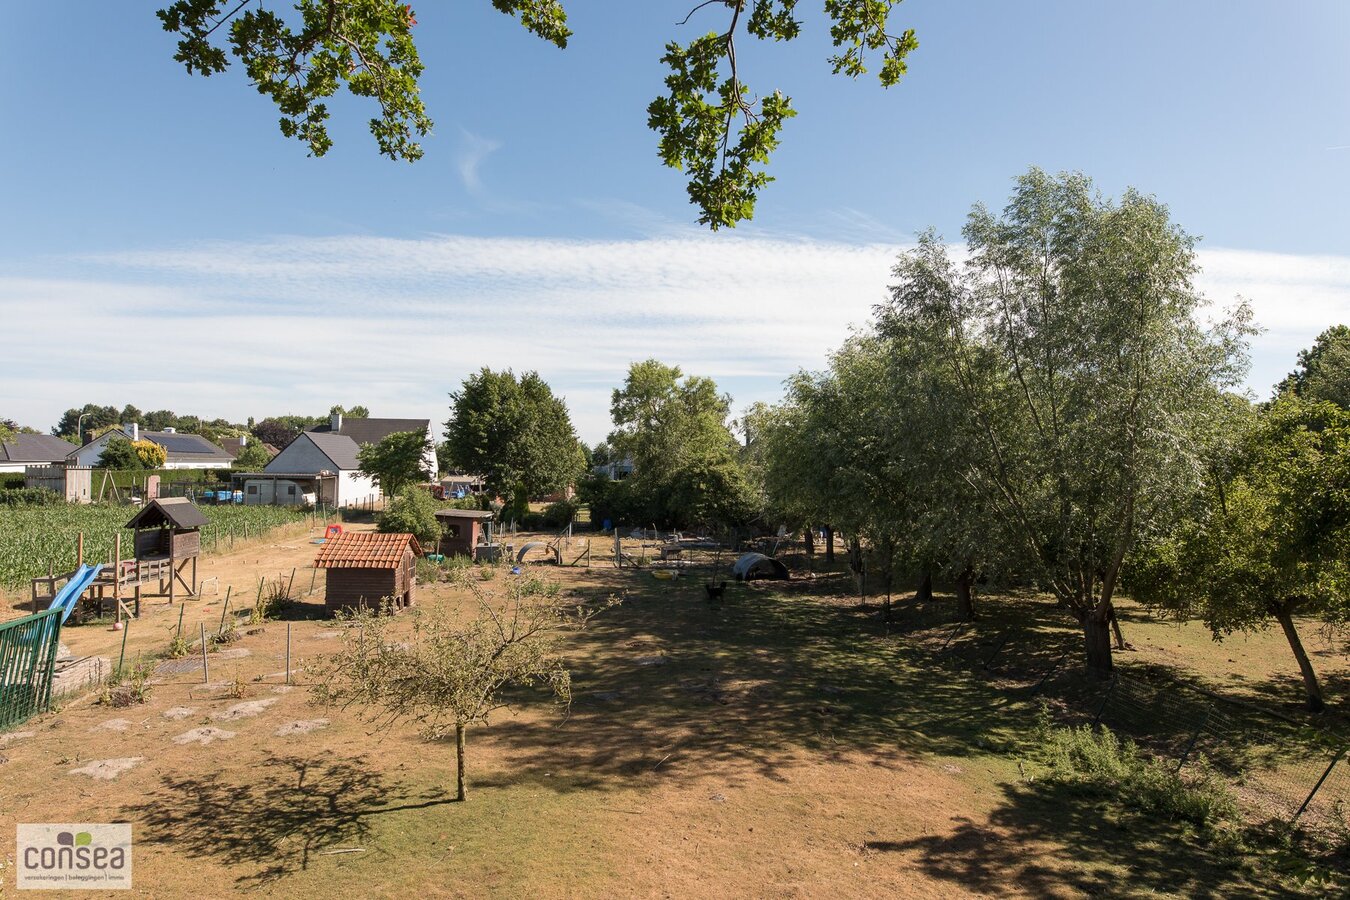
<box><xmin>314</xmin><ymin>531</ymin><xmax>422</xmax><ymax>615</ymax></box>
<box><xmin>434</xmin><ymin>508</ymin><xmax>494</xmax><ymax>560</ymax></box>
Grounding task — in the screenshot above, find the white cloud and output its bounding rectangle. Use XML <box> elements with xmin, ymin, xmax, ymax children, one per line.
<box><xmin>454</xmin><ymin>129</ymin><xmax>502</xmax><ymax>195</ymax></box>
<box><xmin>2</xmin><ymin>237</ymin><xmax>1347</xmax><ymax>442</ymax></box>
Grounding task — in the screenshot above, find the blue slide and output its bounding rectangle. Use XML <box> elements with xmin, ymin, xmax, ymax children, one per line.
<box><xmin>48</xmin><ymin>563</ymin><xmax>103</xmax><ymax>624</ymax></box>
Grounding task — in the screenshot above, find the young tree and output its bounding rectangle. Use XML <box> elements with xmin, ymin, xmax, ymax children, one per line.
<box><xmin>97</xmin><ymin>437</ymin><xmax>145</xmax><ymax>470</ymax></box>
<box><xmin>1129</xmin><ymin>398</ymin><xmax>1350</xmax><ymax>710</ymax></box>
<box><xmin>883</xmin><ymin>170</ymin><xmax>1254</xmax><ymax>675</ymax></box>
<box><xmin>357</xmin><ymin>430</ymin><xmax>434</xmax><ymax>496</ymax></box>
<box><xmin>377</xmin><ymin>485</ymin><xmax>441</xmax><ymax>546</ymax></box>
<box><xmin>314</xmin><ymin>575</ymin><xmax>605</xmax><ymax>801</ymax></box>
<box><xmin>444</xmin><ymin>369</ymin><xmax>585</xmax><ymax>500</ymax></box>
<box><xmin>157</xmin><ymin>0</ymin><xmax>919</xmax><ymax>228</ymax></box>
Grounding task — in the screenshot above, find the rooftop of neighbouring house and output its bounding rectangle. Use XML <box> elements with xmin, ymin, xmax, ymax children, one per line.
<box><xmin>0</xmin><ymin>433</ymin><xmax>75</xmax><ymax>464</ymax></box>
<box><xmin>306</xmin><ymin>414</ymin><xmax>431</xmax><ymax>447</ymax></box>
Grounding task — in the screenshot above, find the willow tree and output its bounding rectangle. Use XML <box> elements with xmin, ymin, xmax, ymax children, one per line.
<box><xmin>885</xmin><ymin>170</ymin><xmax>1253</xmax><ymax>675</ymax></box>
<box><xmin>1129</xmin><ymin>398</ymin><xmax>1350</xmax><ymax>710</ymax></box>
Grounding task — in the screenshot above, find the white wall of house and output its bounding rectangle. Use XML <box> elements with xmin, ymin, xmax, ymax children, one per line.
<box><xmin>265</xmin><ymin>436</ymin><xmax>335</xmax><ymax>475</ymax></box>
<box><xmin>338</xmin><ymin>471</ymin><xmax>379</xmax><ymax>507</ymax></box>
<box><xmin>68</xmin><ymin>434</ymin><xmax>112</xmax><ymax>468</ymax></box>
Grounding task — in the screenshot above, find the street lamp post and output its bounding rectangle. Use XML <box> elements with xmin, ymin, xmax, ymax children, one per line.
<box><xmin>77</xmin><ymin>413</ymin><xmax>91</xmax><ymax>445</ymax></box>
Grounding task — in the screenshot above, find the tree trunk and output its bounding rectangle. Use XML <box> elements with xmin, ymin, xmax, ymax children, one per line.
<box><xmin>455</xmin><ymin>723</ymin><xmax>467</xmax><ymax>801</ymax></box>
<box><xmin>803</xmin><ymin>526</ymin><xmax>815</xmax><ymax>556</ymax></box>
<box><xmin>824</xmin><ymin>525</ymin><xmax>835</xmax><ymax>563</ymax></box>
<box><xmin>914</xmin><ymin>571</ymin><xmax>933</xmax><ymax>604</ymax></box>
<box><xmin>1084</xmin><ymin>611</ymin><xmax>1113</xmax><ymax>678</ymax></box>
<box><xmin>1108</xmin><ymin>608</ymin><xmax>1129</xmax><ymax>651</ymax></box>
<box><xmin>955</xmin><ymin>567</ymin><xmax>975</xmax><ymax>621</ymax></box>
<box><xmin>1273</xmin><ymin>604</ymin><xmax>1325</xmax><ymax>712</ymax></box>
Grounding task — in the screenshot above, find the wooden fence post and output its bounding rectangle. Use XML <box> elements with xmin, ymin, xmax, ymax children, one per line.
<box><xmin>200</xmin><ymin>622</ymin><xmax>209</xmax><ymax>684</ymax></box>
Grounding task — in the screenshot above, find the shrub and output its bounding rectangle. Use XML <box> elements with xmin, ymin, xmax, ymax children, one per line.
<box><xmin>542</xmin><ymin>498</ymin><xmax>579</xmax><ymax>528</ymax></box>
<box><xmin>132</xmin><ymin>439</ymin><xmax>167</xmax><ymax>468</ymax></box>
<box><xmin>0</xmin><ymin>487</ymin><xmax>63</xmax><ymax>507</ymax></box>
<box><xmin>1038</xmin><ymin>723</ymin><xmax>1237</xmax><ymax>828</ymax></box>
<box><xmin>378</xmin><ymin>485</ymin><xmax>440</xmax><ymax>546</ymax></box>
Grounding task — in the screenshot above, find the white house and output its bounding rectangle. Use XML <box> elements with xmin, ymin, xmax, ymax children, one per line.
<box><xmin>248</xmin><ymin>413</ymin><xmax>436</xmax><ymax>508</ymax></box>
<box><xmin>68</xmin><ymin>424</ymin><xmax>234</xmax><ymax>470</ymax></box>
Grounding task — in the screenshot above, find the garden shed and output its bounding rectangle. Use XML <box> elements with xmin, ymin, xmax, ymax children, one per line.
<box><xmin>314</xmin><ymin>531</ymin><xmax>422</xmax><ymax>615</ymax></box>
<box><xmin>434</xmin><ymin>508</ymin><xmax>495</xmax><ymax>560</ymax></box>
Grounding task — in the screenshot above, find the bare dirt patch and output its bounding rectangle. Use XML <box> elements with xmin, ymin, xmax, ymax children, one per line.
<box><xmin>211</xmin><ymin>698</ymin><xmax>277</xmax><ymax>721</ymax></box>
<box><xmin>274</xmin><ymin>719</ymin><xmax>329</xmax><ymax>737</ymax></box>
<box><xmin>172</xmin><ymin>727</ymin><xmax>236</xmax><ymax>746</ymax></box>
<box><xmin>69</xmin><ymin>757</ymin><xmax>143</xmax><ymax>780</ymax></box>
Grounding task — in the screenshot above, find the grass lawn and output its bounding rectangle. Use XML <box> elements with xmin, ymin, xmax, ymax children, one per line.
<box><xmin>1</xmin><ymin>533</ymin><xmax>1345</xmax><ymax>897</ymax></box>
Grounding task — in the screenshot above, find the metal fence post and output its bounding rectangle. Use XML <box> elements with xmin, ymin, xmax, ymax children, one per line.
<box><xmin>1175</xmin><ymin>706</ymin><xmax>1211</xmax><ymax>772</ymax></box>
<box><xmin>1292</xmin><ymin>746</ymin><xmax>1347</xmax><ymax>824</ymax></box>
<box><xmin>1030</xmin><ymin>652</ymin><xmax>1067</xmax><ymax>698</ymax></box>
<box><xmin>982</xmin><ymin>632</ymin><xmax>1010</xmax><ymax>671</ymax></box>
<box><xmin>1092</xmin><ymin>673</ymin><xmax>1119</xmax><ymax>727</ymax></box>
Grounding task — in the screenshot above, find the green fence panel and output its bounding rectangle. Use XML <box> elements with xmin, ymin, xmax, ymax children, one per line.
<box><xmin>0</xmin><ymin>608</ymin><xmax>64</xmax><ymax>730</ymax></box>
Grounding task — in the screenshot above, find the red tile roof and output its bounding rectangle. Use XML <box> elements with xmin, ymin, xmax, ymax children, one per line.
<box><xmin>314</xmin><ymin>532</ymin><xmax>422</xmax><ymax>569</ymax></box>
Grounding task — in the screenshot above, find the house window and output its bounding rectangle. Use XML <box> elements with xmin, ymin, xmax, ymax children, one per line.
<box><xmin>247</xmin><ymin>485</ymin><xmax>258</xmax><ymax>495</ymax></box>
<box><xmin>287</xmin><ymin>485</ymin><xmax>297</xmax><ymax>496</ymax></box>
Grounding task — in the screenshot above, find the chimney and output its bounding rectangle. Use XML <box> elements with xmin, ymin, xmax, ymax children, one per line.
<box><xmin>330</xmin><ymin>412</ymin><xmax>343</xmax><ymax>433</ymax></box>
<box><xmin>128</xmin><ymin>423</ymin><xmax>139</xmax><ymax>442</ymax></box>
<box><xmin>239</xmin><ymin>434</ymin><xmax>247</xmax><ymax>446</ymax></box>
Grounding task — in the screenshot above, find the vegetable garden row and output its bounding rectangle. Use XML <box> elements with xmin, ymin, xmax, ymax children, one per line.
<box><xmin>0</xmin><ymin>504</ymin><xmax>313</xmax><ymax>589</ymax></box>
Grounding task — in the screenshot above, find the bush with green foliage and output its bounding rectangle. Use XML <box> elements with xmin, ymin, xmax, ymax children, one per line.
<box><xmin>1036</xmin><ymin>718</ymin><xmax>1236</xmax><ymax>828</ymax></box>
<box><xmin>0</xmin><ymin>487</ymin><xmax>64</xmax><ymax>507</ymax></box>
<box><xmin>97</xmin><ymin>437</ymin><xmax>145</xmax><ymax>470</ymax></box>
<box><xmin>377</xmin><ymin>486</ymin><xmax>440</xmax><ymax>547</ymax></box>
<box><xmin>541</xmin><ymin>499</ymin><xmax>578</xmax><ymax>529</ymax></box>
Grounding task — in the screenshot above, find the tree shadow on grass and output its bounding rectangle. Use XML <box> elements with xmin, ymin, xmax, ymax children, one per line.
<box><xmin>121</xmin><ymin>755</ymin><xmax>453</xmax><ymax>888</ymax></box>
<box><xmin>870</xmin><ymin>778</ymin><xmax>1306</xmax><ymax>899</ymax></box>
<box><xmin>474</xmin><ymin>571</ymin><xmax>1080</xmax><ymax>792</ymax></box>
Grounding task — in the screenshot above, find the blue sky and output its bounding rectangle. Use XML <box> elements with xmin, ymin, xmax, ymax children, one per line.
<box><xmin>1</xmin><ymin>1</ymin><xmax>1348</xmax><ymax>442</ymax></box>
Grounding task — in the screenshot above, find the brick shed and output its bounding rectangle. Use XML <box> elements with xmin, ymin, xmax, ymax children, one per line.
<box><xmin>314</xmin><ymin>531</ymin><xmax>422</xmax><ymax>615</ymax></box>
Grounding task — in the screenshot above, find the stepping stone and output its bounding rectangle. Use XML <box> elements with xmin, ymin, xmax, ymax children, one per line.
<box><xmin>211</xmin><ymin>698</ymin><xmax>278</xmax><ymax>721</ymax></box>
<box><xmin>0</xmin><ymin>731</ymin><xmax>35</xmax><ymax>747</ymax></box>
<box><xmin>271</xmin><ymin>685</ymin><xmax>295</xmax><ymax>694</ymax></box>
<box><xmin>91</xmin><ymin>719</ymin><xmax>131</xmax><ymax>732</ymax></box>
<box><xmin>173</xmin><ymin>727</ymin><xmax>235</xmax><ymax>746</ymax></box>
<box><xmin>275</xmin><ymin>719</ymin><xmax>329</xmax><ymax>737</ymax></box>
<box><xmin>162</xmin><ymin>707</ymin><xmax>196</xmax><ymax>721</ymax></box>
<box><xmin>156</xmin><ymin>658</ymin><xmax>203</xmax><ymax>676</ymax></box>
<box><xmin>69</xmin><ymin>757</ymin><xmax>143</xmax><ymax>780</ymax></box>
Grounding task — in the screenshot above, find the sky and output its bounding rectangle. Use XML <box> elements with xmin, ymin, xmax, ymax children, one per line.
<box><xmin>1</xmin><ymin>1</ymin><xmax>1347</xmax><ymax>443</ymax></box>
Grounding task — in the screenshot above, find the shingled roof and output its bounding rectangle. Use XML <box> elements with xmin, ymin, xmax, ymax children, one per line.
<box><xmin>306</xmin><ymin>417</ymin><xmax>430</xmax><ymax>447</ymax></box>
<box><xmin>124</xmin><ymin>497</ymin><xmax>211</xmax><ymax>530</ymax></box>
<box><xmin>0</xmin><ymin>433</ymin><xmax>75</xmax><ymax>464</ymax></box>
<box><xmin>314</xmin><ymin>532</ymin><xmax>423</xmax><ymax>569</ymax></box>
